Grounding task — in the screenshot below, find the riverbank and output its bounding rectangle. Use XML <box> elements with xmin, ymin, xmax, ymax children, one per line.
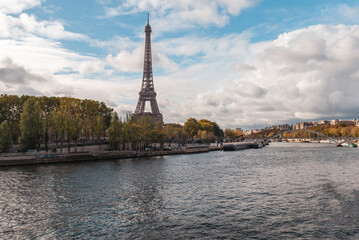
<box><xmin>0</xmin><ymin>146</ymin><xmax>221</xmax><ymax>167</ymax></box>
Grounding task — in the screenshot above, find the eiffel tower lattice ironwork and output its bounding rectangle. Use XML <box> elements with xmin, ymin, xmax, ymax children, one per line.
<box><xmin>133</xmin><ymin>14</ymin><xmax>163</xmax><ymax>123</ymax></box>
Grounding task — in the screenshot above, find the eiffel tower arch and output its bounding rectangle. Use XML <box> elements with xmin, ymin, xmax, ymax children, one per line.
<box><xmin>133</xmin><ymin>14</ymin><xmax>163</xmax><ymax>123</ymax></box>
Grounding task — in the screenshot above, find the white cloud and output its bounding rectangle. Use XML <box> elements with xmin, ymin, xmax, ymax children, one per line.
<box><xmin>338</xmin><ymin>4</ymin><xmax>359</xmax><ymax>21</ymax></box>
<box><xmin>107</xmin><ymin>47</ymin><xmax>143</xmax><ymax>72</ymax></box>
<box><xmin>0</xmin><ymin>7</ymin><xmax>101</xmax><ymax>97</ymax></box>
<box><xmin>102</xmin><ymin>0</ymin><xmax>258</xmax><ymax>32</ymax></box>
<box><xmin>0</xmin><ymin>0</ymin><xmax>42</xmax><ymax>14</ymax></box>
<box><xmin>0</xmin><ymin>37</ymin><xmax>94</xmax><ymax>75</ymax></box>
<box><xmin>2</xmin><ymin>0</ymin><xmax>359</xmax><ymax>130</ymax></box>
<box><xmin>0</xmin><ymin>13</ymin><xmax>87</xmax><ymax>41</ymax></box>
<box><xmin>155</xmin><ymin>32</ymin><xmax>251</xmax><ymax>59</ymax></box>
<box><xmin>148</xmin><ymin>25</ymin><xmax>359</xmax><ymax>128</ymax></box>
<box><xmin>79</xmin><ymin>60</ymin><xmax>106</xmax><ymax>75</ymax></box>
<box><xmin>0</xmin><ymin>8</ymin><xmax>93</xmax><ymax>76</ymax></box>
<box><xmin>90</xmin><ymin>36</ymin><xmax>140</xmax><ymax>52</ymax></box>
<box><xmin>107</xmin><ymin>46</ymin><xmax>178</xmax><ymax>72</ymax></box>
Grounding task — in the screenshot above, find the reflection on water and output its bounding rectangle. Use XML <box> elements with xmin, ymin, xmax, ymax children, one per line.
<box><xmin>1</xmin><ymin>143</ymin><xmax>359</xmax><ymax>239</ymax></box>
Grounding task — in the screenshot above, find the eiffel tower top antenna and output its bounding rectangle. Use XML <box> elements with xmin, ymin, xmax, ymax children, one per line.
<box><xmin>147</xmin><ymin>13</ymin><xmax>149</xmax><ymax>25</ymax></box>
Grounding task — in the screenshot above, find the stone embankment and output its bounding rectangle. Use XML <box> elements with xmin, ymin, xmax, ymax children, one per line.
<box><xmin>0</xmin><ymin>145</ymin><xmax>221</xmax><ymax>167</ymax></box>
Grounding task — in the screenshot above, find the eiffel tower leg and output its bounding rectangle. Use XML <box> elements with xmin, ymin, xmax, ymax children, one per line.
<box><xmin>135</xmin><ymin>99</ymin><xmax>143</xmax><ymax>114</ymax></box>
<box><xmin>150</xmin><ymin>99</ymin><xmax>160</xmax><ymax>114</ymax></box>
<box><xmin>140</xmin><ymin>100</ymin><xmax>145</xmax><ymax>112</ymax></box>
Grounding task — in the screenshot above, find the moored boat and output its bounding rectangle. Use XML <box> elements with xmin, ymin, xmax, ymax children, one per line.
<box><xmin>222</xmin><ymin>142</ymin><xmax>253</xmax><ymax>151</ymax></box>
<box><xmin>185</xmin><ymin>145</ymin><xmax>209</xmax><ymax>153</ymax></box>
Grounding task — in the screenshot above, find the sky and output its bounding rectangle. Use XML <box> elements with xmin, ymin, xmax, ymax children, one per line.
<box><xmin>1</xmin><ymin>0</ymin><xmax>359</xmax><ymax>130</ymax></box>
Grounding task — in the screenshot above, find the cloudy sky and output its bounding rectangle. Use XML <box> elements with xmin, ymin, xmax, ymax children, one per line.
<box><xmin>1</xmin><ymin>0</ymin><xmax>359</xmax><ymax>129</ymax></box>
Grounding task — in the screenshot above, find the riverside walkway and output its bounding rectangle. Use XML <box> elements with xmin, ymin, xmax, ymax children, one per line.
<box><xmin>0</xmin><ymin>145</ymin><xmax>220</xmax><ymax>167</ymax></box>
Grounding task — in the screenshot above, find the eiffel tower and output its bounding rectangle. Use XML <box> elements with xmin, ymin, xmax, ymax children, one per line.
<box><xmin>133</xmin><ymin>14</ymin><xmax>163</xmax><ymax>123</ymax></box>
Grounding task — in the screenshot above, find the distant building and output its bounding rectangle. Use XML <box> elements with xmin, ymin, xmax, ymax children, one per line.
<box><xmin>244</xmin><ymin>130</ymin><xmax>253</xmax><ymax>135</ymax></box>
<box><xmin>277</xmin><ymin>124</ymin><xmax>291</xmax><ymax>130</ymax></box>
<box><xmin>318</xmin><ymin>120</ymin><xmax>329</xmax><ymax>125</ymax></box>
<box><xmin>330</xmin><ymin>119</ymin><xmax>356</xmax><ymax>126</ymax></box>
<box><xmin>244</xmin><ymin>129</ymin><xmax>261</xmax><ymax>135</ymax></box>
<box><xmin>330</xmin><ymin>119</ymin><xmax>339</xmax><ymax>125</ymax></box>
<box><xmin>294</xmin><ymin>122</ymin><xmax>313</xmax><ymax>130</ymax></box>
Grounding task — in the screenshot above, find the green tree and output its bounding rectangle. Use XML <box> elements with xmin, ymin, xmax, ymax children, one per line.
<box><xmin>53</xmin><ymin>107</ymin><xmax>66</xmax><ymax>152</ymax></box>
<box><xmin>98</xmin><ymin>101</ymin><xmax>114</xmax><ymax>129</ymax></box>
<box><xmin>0</xmin><ymin>94</ymin><xmax>30</xmax><ymax>141</ymax></box>
<box><xmin>163</xmin><ymin>123</ymin><xmax>184</xmax><ymax>144</ymax></box>
<box><xmin>126</xmin><ymin>122</ymin><xmax>141</xmax><ymax>150</ymax></box>
<box><xmin>81</xmin><ymin>99</ymin><xmax>100</xmax><ymax>142</ymax></box>
<box><xmin>134</xmin><ymin>115</ymin><xmax>156</xmax><ymax>149</ymax></box>
<box><xmin>19</xmin><ymin>98</ymin><xmax>42</xmax><ymax>151</ymax></box>
<box><xmin>62</xmin><ymin>98</ymin><xmax>82</xmax><ymax>153</ymax></box>
<box><xmin>43</xmin><ymin>113</ymin><xmax>51</xmax><ymax>152</ymax></box>
<box><xmin>154</xmin><ymin>123</ymin><xmax>166</xmax><ymax>150</ymax></box>
<box><xmin>95</xmin><ymin>115</ymin><xmax>106</xmax><ymax>150</ymax></box>
<box><xmin>213</xmin><ymin>122</ymin><xmax>224</xmax><ymax>139</ymax></box>
<box><xmin>0</xmin><ymin>120</ymin><xmax>12</xmax><ymax>152</ymax></box>
<box><xmin>108</xmin><ymin>112</ymin><xmax>122</xmax><ymax>150</ymax></box>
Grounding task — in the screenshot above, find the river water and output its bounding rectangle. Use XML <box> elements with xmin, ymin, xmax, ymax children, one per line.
<box><xmin>1</xmin><ymin>142</ymin><xmax>359</xmax><ymax>239</ymax></box>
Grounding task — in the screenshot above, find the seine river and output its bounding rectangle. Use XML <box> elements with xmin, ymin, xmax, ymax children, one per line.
<box><xmin>1</xmin><ymin>143</ymin><xmax>359</xmax><ymax>239</ymax></box>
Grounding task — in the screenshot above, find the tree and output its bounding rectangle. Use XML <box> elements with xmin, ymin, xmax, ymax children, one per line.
<box><xmin>340</xmin><ymin>127</ymin><xmax>350</xmax><ymax>138</ymax></box>
<box><xmin>0</xmin><ymin>94</ymin><xmax>30</xmax><ymax>141</ymax></box>
<box><xmin>198</xmin><ymin>119</ymin><xmax>214</xmax><ymax>132</ymax></box>
<box><xmin>135</xmin><ymin>115</ymin><xmax>156</xmax><ymax>150</ymax></box>
<box><xmin>126</xmin><ymin>123</ymin><xmax>141</xmax><ymax>150</ymax></box>
<box><xmin>98</xmin><ymin>101</ymin><xmax>114</xmax><ymax>129</ymax></box>
<box><xmin>328</xmin><ymin>127</ymin><xmax>339</xmax><ymax>137</ymax></box>
<box><xmin>163</xmin><ymin>123</ymin><xmax>183</xmax><ymax>143</ymax></box>
<box><xmin>108</xmin><ymin>112</ymin><xmax>122</xmax><ymax>150</ymax></box>
<box><xmin>0</xmin><ymin>120</ymin><xmax>12</xmax><ymax>152</ymax></box>
<box><xmin>224</xmin><ymin>128</ymin><xmax>237</xmax><ymax>138</ymax></box>
<box><xmin>184</xmin><ymin>118</ymin><xmax>200</xmax><ymax>140</ymax></box>
<box><xmin>213</xmin><ymin>122</ymin><xmax>224</xmax><ymax>139</ymax></box>
<box><xmin>198</xmin><ymin>119</ymin><xmax>224</xmax><ymax>142</ymax></box>
<box><xmin>81</xmin><ymin>99</ymin><xmax>100</xmax><ymax>142</ymax></box>
<box><xmin>197</xmin><ymin>129</ymin><xmax>207</xmax><ymax>143</ymax></box>
<box><xmin>350</xmin><ymin>127</ymin><xmax>359</xmax><ymax>138</ymax></box>
<box><xmin>43</xmin><ymin>113</ymin><xmax>51</xmax><ymax>152</ymax></box>
<box><xmin>95</xmin><ymin>116</ymin><xmax>106</xmax><ymax>150</ymax></box>
<box><xmin>19</xmin><ymin>98</ymin><xmax>42</xmax><ymax>151</ymax></box>
<box><xmin>154</xmin><ymin>123</ymin><xmax>166</xmax><ymax>150</ymax></box>
<box><xmin>266</xmin><ymin>132</ymin><xmax>275</xmax><ymax>138</ymax></box>
<box><xmin>62</xmin><ymin>98</ymin><xmax>82</xmax><ymax>153</ymax></box>
<box><xmin>53</xmin><ymin>107</ymin><xmax>66</xmax><ymax>152</ymax></box>
<box><xmin>283</xmin><ymin>131</ymin><xmax>289</xmax><ymax>138</ymax></box>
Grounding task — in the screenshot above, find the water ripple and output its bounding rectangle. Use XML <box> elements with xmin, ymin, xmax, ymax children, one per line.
<box><xmin>1</xmin><ymin>143</ymin><xmax>359</xmax><ymax>239</ymax></box>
